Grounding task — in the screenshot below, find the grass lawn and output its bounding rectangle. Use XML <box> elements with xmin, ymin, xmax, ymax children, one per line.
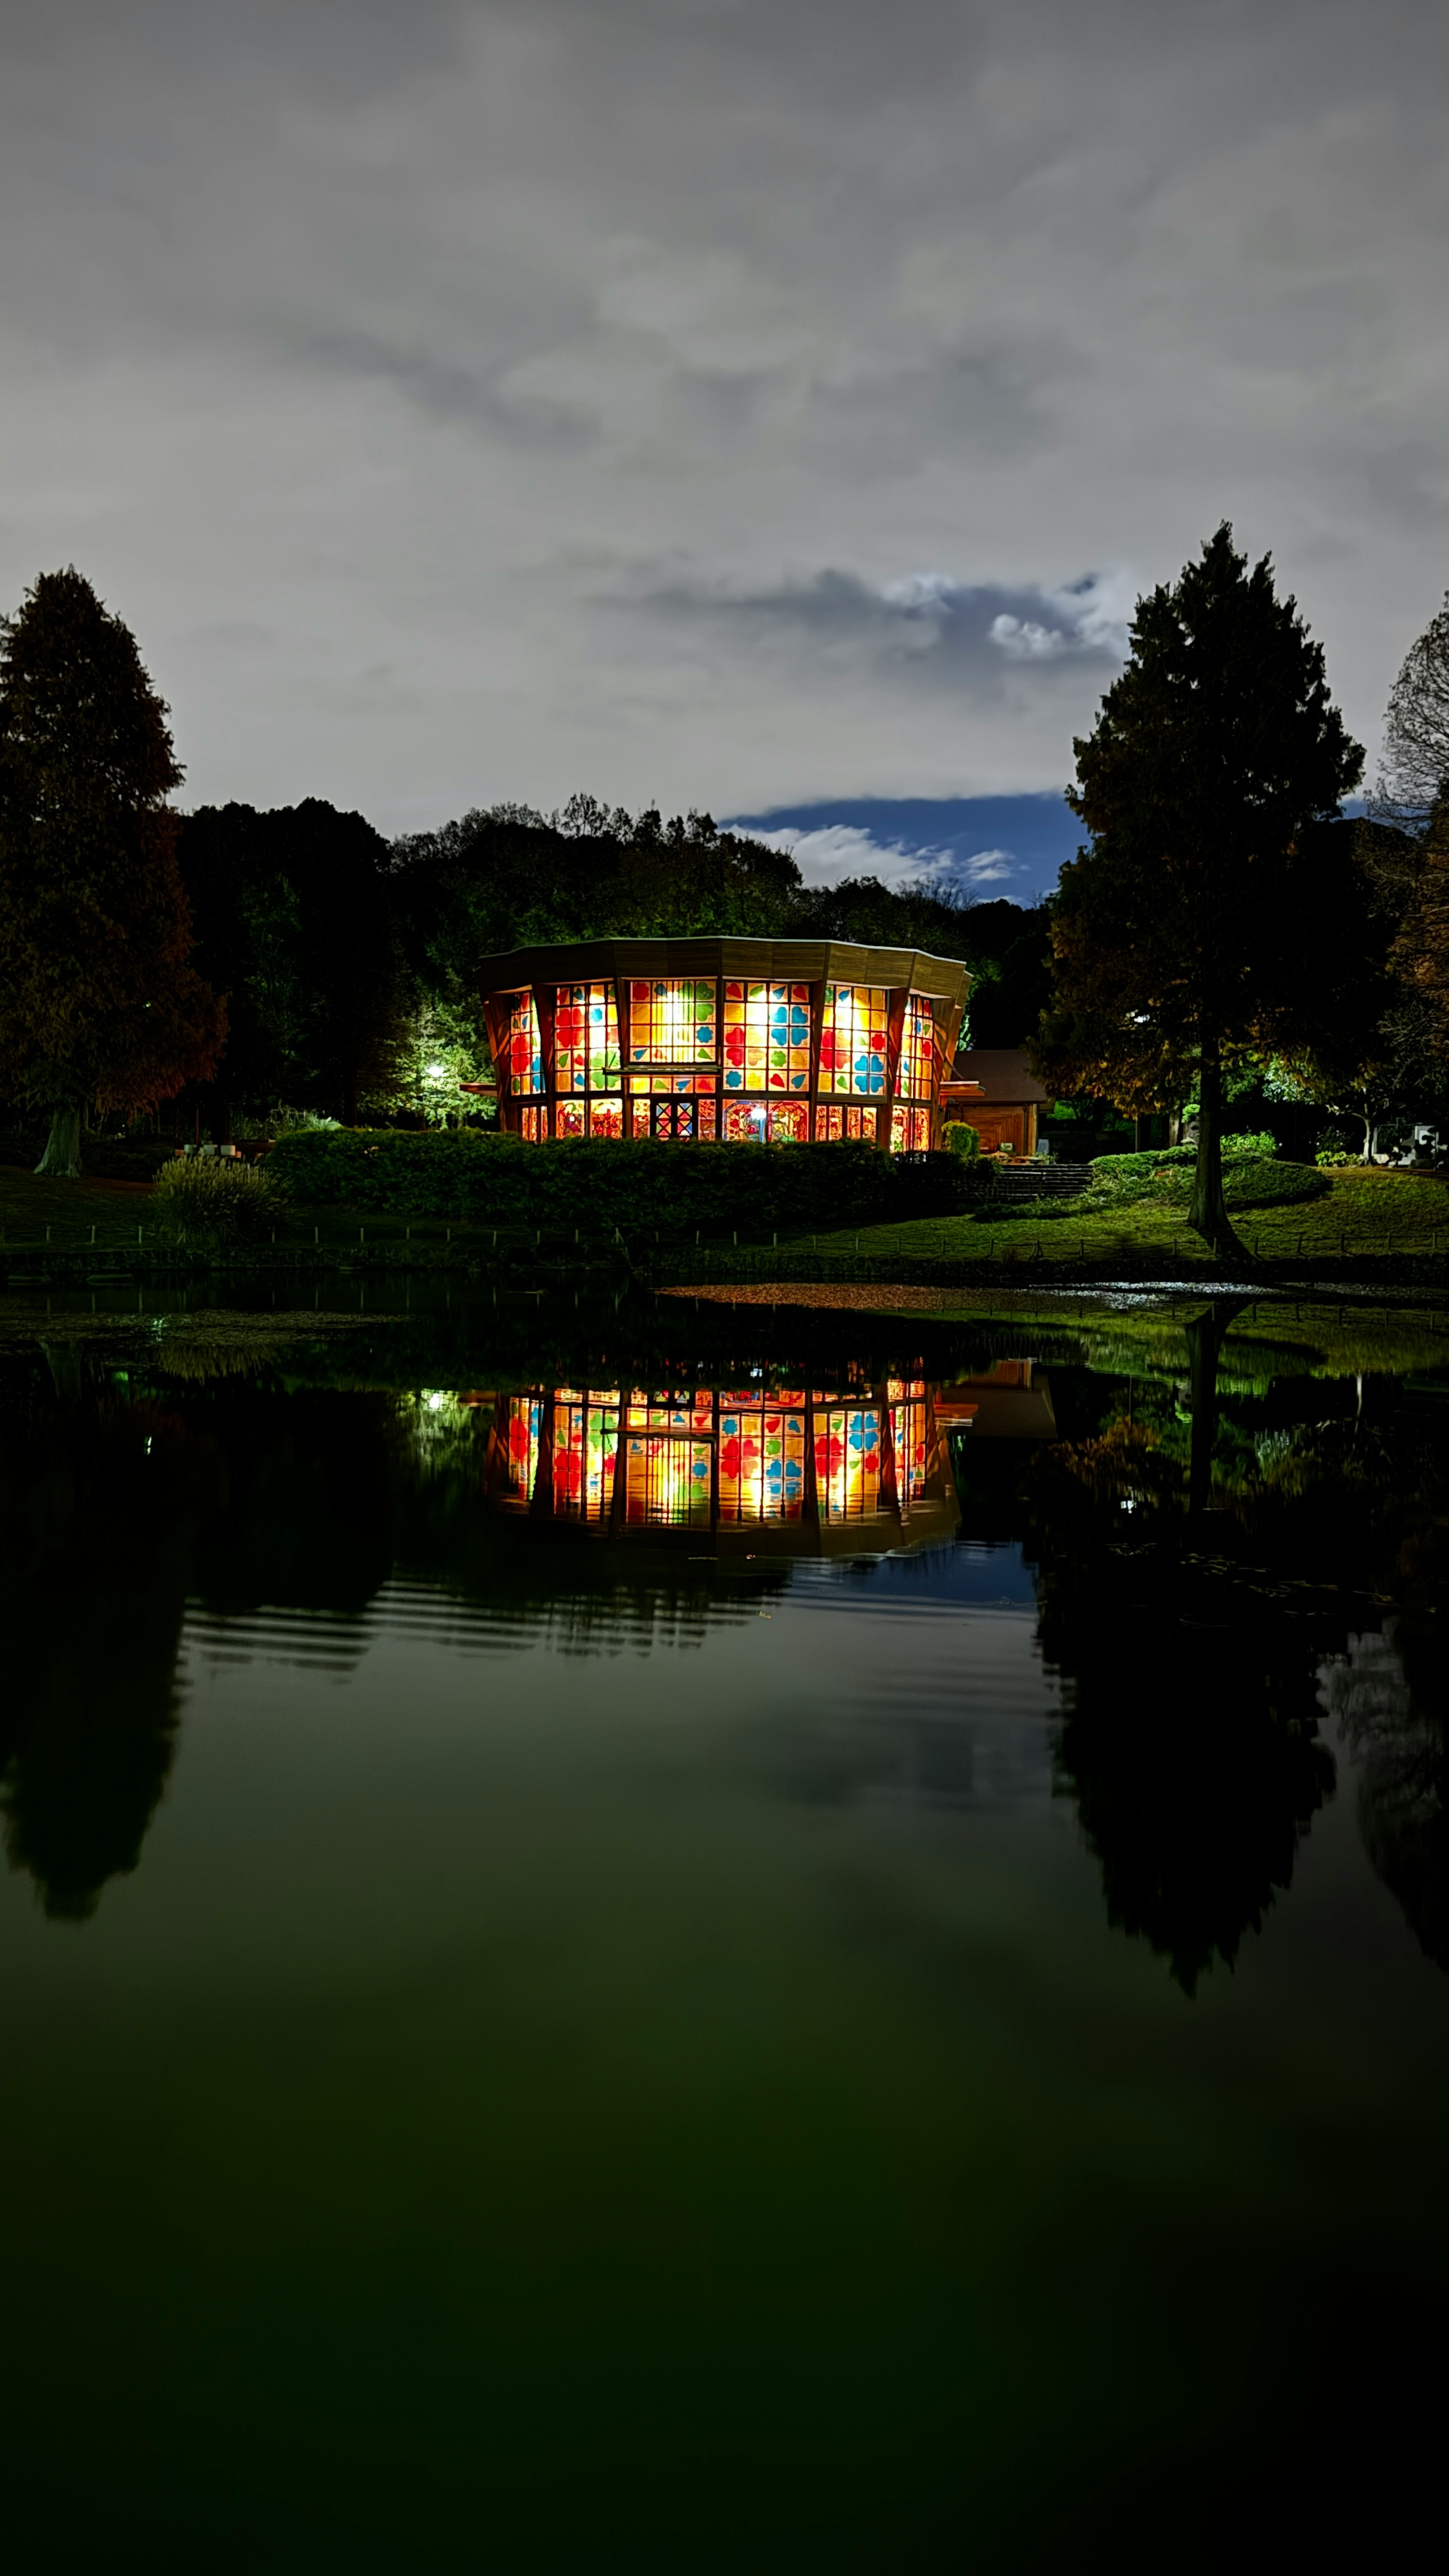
<box><xmin>798</xmin><ymin>1166</ymin><xmax>1448</xmax><ymax>1276</ymax></box>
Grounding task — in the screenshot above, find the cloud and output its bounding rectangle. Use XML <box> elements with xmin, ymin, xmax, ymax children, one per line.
<box><xmin>622</xmin><ymin>563</ymin><xmax>1130</xmax><ymax>692</ymax></box>
<box><xmin>959</xmin><ymin>847</ymin><xmax>1020</xmax><ymax>883</ymax></box>
<box><xmin>748</xmin><ymin>822</ymin><xmax>927</xmax><ymax>887</ymax></box>
<box><xmin>741</xmin><ymin>819</ymin><xmax>1025</xmax><ymax>893</ymax></box>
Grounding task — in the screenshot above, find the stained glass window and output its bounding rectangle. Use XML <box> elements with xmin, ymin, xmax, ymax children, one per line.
<box><xmin>629</xmin><ymin>980</ymin><xmax>717</xmax><ymax>1065</ymax></box>
<box><xmin>891</xmin><ymin>1106</ymin><xmax>931</xmax><ymax>1153</ymax></box>
<box><xmin>626</xmin><ymin>1392</ymin><xmax>714</xmax><ymax>1432</ymax></box>
<box><xmin>814</xmin><ymin>1404</ymin><xmax>882</xmax><ymax>1520</ymax></box>
<box><xmin>888</xmin><ymin>1382</ymin><xmax>928</xmax><ymax>1507</ymax></box>
<box><xmin>623</xmin><ymin>1436</ymin><xmax>712</xmax><ymax>1524</ymax></box>
<box><xmin>554</xmin><ymin>983</ymin><xmax>620</xmax><ymax>1093</ymax></box>
<box><xmin>551</xmin><ymin>1393</ymin><xmax>620</xmax><ymax>1521</ymax></box>
<box><xmin>507</xmin><ymin>992</ymin><xmax>542</xmax><ymax>1095</ymax></box>
<box><xmin>769</xmin><ymin>1102</ymin><xmax>807</xmax><ymax>1143</ymax></box>
<box><xmin>814</xmin><ymin>1104</ymin><xmax>877</xmax><ymax>1143</ymax></box>
<box><xmin>504</xmin><ymin>1395</ymin><xmax>541</xmax><ymax>1499</ymax></box>
<box><xmin>722</xmin><ymin>982</ymin><xmax>810</xmax><ymax>1091</ymax></box>
<box><xmin>718</xmin><ymin>1405</ymin><xmax>806</xmax><ymax>1523</ymax></box>
<box><xmin>520</xmin><ymin>1106</ymin><xmax>542</xmax><ymax>1142</ymax></box>
<box><xmin>898</xmin><ymin>992</ymin><xmax>935</xmax><ymax>1100</ymax></box>
<box><xmin>628</xmin><ymin>1073</ymin><xmax>717</xmax><ymax>1093</ymax></box>
<box><xmin>819</xmin><ymin>985</ymin><xmax>888</xmax><ymax>1095</ymax></box>
<box><xmin>724</xmin><ymin>1100</ymin><xmax>767</xmax><ymax>1142</ymax></box>
<box><xmin>589</xmin><ymin>1100</ymin><xmax>623</xmax><ymax>1138</ymax></box>
<box><xmin>556</xmin><ymin>1100</ymin><xmax>585</xmax><ymax>1137</ymax></box>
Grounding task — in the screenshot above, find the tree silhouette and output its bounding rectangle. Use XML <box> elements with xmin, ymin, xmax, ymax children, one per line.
<box><xmin>1034</xmin><ymin>526</ymin><xmax>1364</xmax><ymax>1256</ymax></box>
<box><xmin>0</xmin><ymin>569</ymin><xmax>224</xmax><ymax>1174</ymax></box>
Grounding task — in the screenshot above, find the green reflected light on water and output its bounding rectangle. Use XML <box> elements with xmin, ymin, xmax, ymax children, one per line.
<box><xmin>0</xmin><ymin>1300</ymin><xmax>1446</xmax><ymax>2567</ymax></box>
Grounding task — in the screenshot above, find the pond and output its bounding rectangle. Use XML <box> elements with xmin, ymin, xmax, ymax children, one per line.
<box><xmin>1</xmin><ymin>1290</ymin><xmax>1446</xmax><ymax>2567</ymax></box>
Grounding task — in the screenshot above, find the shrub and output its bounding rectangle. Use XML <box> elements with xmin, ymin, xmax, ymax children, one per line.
<box><xmin>266</xmin><ymin>1130</ymin><xmax>984</xmax><ymax>1231</ymax></box>
<box><xmin>941</xmin><ymin>1121</ymin><xmax>981</xmax><ymax>1163</ymax></box>
<box><xmin>152</xmin><ymin>1155</ymin><xmax>280</xmax><ymax>1245</ymax></box>
<box><xmin>230</xmin><ymin>1106</ymin><xmax>341</xmax><ymax>1141</ymax></box>
<box><xmin>1081</xmin><ymin>1148</ymin><xmax>1324</xmax><ymax>1214</ymax></box>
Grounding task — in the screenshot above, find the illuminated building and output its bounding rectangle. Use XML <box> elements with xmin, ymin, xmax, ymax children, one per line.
<box><xmin>477</xmin><ymin>939</ymin><xmax>970</xmax><ymax>1150</ymax></box>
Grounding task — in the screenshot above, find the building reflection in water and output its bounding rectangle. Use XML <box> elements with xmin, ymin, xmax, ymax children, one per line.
<box><xmin>472</xmin><ymin>1362</ymin><xmax>1056</xmax><ymax>1559</ymax></box>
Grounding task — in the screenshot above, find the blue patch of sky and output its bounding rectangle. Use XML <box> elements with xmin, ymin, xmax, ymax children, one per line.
<box><xmin>728</xmin><ymin>792</ymin><xmax>1373</xmax><ymax>908</ymax></box>
<box><xmin>725</xmin><ymin>792</ymin><xmax>1081</xmax><ymax>906</ymax></box>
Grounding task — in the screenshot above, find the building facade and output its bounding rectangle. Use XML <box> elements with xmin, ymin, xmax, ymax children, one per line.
<box><xmin>939</xmin><ymin>1048</ymin><xmax>1051</xmax><ymax>1158</ymax></box>
<box><xmin>477</xmin><ymin>937</ymin><xmax>970</xmax><ymax>1150</ymax></box>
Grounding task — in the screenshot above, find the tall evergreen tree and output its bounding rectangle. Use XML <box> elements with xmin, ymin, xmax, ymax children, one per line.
<box><xmin>1033</xmin><ymin>526</ymin><xmax>1364</xmax><ymax>1254</ymax></box>
<box><xmin>0</xmin><ymin>569</ymin><xmax>223</xmax><ymax>1175</ymax></box>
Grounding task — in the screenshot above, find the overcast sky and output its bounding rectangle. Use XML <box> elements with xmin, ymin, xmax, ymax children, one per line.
<box><xmin>3</xmin><ymin>0</ymin><xmax>1446</xmax><ymax>872</ymax></box>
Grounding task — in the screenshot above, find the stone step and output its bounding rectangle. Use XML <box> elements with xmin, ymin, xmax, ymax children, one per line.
<box><xmin>988</xmin><ymin>1161</ymin><xmax>1095</xmax><ymax>1196</ymax></box>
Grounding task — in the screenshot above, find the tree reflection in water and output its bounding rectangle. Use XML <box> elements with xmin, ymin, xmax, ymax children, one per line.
<box><xmin>1013</xmin><ymin>1300</ymin><xmax>1449</xmax><ymax>1991</ymax></box>
<box><xmin>0</xmin><ymin>1381</ymin><xmax>221</xmax><ymax>1918</ymax></box>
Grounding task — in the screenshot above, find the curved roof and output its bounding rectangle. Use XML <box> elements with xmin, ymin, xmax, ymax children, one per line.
<box><xmin>476</xmin><ymin>934</ymin><xmax>971</xmax><ymax>1005</ymax></box>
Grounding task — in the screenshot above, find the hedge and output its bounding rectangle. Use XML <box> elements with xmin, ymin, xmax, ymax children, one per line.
<box><xmin>266</xmin><ymin>1130</ymin><xmax>983</xmax><ymax>1230</ymax></box>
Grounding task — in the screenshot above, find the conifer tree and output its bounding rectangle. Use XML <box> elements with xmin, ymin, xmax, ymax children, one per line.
<box><xmin>0</xmin><ymin>568</ymin><xmax>223</xmax><ymax>1174</ymax></box>
<box><xmin>1033</xmin><ymin>526</ymin><xmax>1364</xmax><ymax>1256</ymax></box>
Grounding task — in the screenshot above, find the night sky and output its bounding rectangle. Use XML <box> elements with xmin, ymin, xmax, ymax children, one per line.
<box><xmin>3</xmin><ymin>1</ymin><xmax>1443</xmax><ymax>894</ymax></box>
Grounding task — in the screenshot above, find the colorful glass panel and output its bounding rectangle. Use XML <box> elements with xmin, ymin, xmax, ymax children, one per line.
<box><xmin>623</xmin><ymin>1436</ymin><xmax>712</xmax><ymax>1525</ymax></box>
<box><xmin>628</xmin><ymin>980</ymin><xmax>717</xmax><ymax>1065</ymax></box>
<box><xmin>722</xmin><ymin>982</ymin><xmax>810</xmax><ymax>1092</ymax></box>
<box><xmin>589</xmin><ymin>1100</ymin><xmax>623</xmax><ymax>1139</ymax></box>
<box><xmin>554</xmin><ymin>983</ymin><xmax>620</xmax><ymax>1093</ymax></box>
<box><xmin>724</xmin><ymin>1100</ymin><xmax>767</xmax><ymax>1142</ymax></box>
<box><xmin>768</xmin><ymin>1102</ymin><xmax>807</xmax><ymax>1143</ymax></box>
<box><xmin>551</xmin><ymin>1395</ymin><xmax>619</xmax><ymax>1521</ymax></box>
<box><xmin>507</xmin><ymin>992</ymin><xmax>542</xmax><ymax>1095</ymax></box>
<box><xmin>814</xmin><ymin>1104</ymin><xmax>877</xmax><ymax>1143</ymax></box>
<box><xmin>718</xmin><ymin>1406</ymin><xmax>806</xmax><ymax>1523</ymax></box>
<box><xmin>555</xmin><ymin>1100</ymin><xmax>585</xmax><ymax>1137</ymax></box>
<box><xmin>889</xmin><ymin>1387</ymin><xmax>928</xmax><ymax>1508</ymax></box>
<box><xmin>814</xmin><ymin>1405</ymin><xmax>882</xmax><ymax>1521</ymax></box>
<box><xmin>891</xmin><ymin>1106</ymin><xmax>931</xmax><ymax>1153</ymax></box>
<box><xmin>520</xmin><ymin>1105</ymin><xmax>542</xmax><ymax>1142</ymax></box>
<box><xmin>504</xmin><ymin>1395</ymin><xmax>541</xmax><ymax>1499</ymax></box>
<box><xmin>898</xmin><ymin>992</ymin><xmax>935</xmax><ymax>1100</ymax></box>
<box><xmin>626</xmin><ymin>1392</ymin><xmax>714</xmax><ymax>1432</ymax></box>
<box><xmin>819</xmin><ymin>985</ymin><xmax>887</xmax><ymax>1096</ymax></box>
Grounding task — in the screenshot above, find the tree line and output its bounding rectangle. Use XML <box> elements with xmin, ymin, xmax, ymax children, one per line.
<box><xmin>2</xmin><ymin>544</ymin><xmax>1447</xmax><ymax>1246</ymax></box>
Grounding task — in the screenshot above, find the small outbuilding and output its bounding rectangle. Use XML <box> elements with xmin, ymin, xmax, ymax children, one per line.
<box><xmin>940</xmin><ymin>1048</ymin><xmax>1051</xmax><ymax>1158</ymax></box>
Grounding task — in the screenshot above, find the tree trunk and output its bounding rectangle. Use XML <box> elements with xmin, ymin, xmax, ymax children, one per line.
<box><xmin>35</xmin><ymin>1104</ymin><xmax>82</xmax><ymax>1178</ymax></box>
<box><xmin>1186</xmin><ymin>1036</ymin><xmax>1247</xmax><ymax>1261</ymax></box>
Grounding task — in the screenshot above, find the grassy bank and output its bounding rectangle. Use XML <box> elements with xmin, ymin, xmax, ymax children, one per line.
<box><xmin>2</xmin><ymin>1155</ymin><xmax>1444</xmax><ymax>1296</ymax></box>
<box><xmin>655</xmin><ymin>1166</ymin><xmax>1448</xmax><ymax>1291</ymax></box>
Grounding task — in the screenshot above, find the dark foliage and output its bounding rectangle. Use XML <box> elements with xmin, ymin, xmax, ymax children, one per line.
<box><xmin>175</xmin><ymin>798</ymin><xmax>409</xmax><ymax>1123</ymax></box>
<box><xmin>267</xmin><ymin>1129</ymin><xmax>980</xmax><ymax>1230</ymax></box>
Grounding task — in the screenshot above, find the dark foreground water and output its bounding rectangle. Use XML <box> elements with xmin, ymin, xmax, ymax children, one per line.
<box><xmin>2</xmin><ymin>1291</ymin><xmax>1447</xmax><ymax>2567</ymax></box>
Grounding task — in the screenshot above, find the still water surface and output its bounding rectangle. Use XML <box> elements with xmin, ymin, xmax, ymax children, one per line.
<box><xmin>2</xmin><ymin>1295</ymin><xmax>1446</xmax><ymax>2565</ymax></box>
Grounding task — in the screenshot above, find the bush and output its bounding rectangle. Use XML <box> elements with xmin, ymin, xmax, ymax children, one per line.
<box><xmin>152</xmin><ymin>1155</ymin><xmax>281</xmax><ymax>1245</ymax></box>
<box><xmin>266</xmin><ymin>1130</ymin><xmax>984</xmax><ymax>1232</ymax></box>
<box><xmin>941</xmin><ymin>1121</ymin><xmax>981</xmax><ymax>1163</ymax></box>
<box><xmin>1082</xmin><ymin>1147</ymin><xmax>1325</xmax><ymax>1214</ymax></box>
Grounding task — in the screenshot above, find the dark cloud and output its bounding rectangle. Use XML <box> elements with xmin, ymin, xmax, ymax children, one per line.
<box><xmin>621</xmin><ymin>564</ymin><xmax>1129</xmax><ymax>692</ymax></box>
